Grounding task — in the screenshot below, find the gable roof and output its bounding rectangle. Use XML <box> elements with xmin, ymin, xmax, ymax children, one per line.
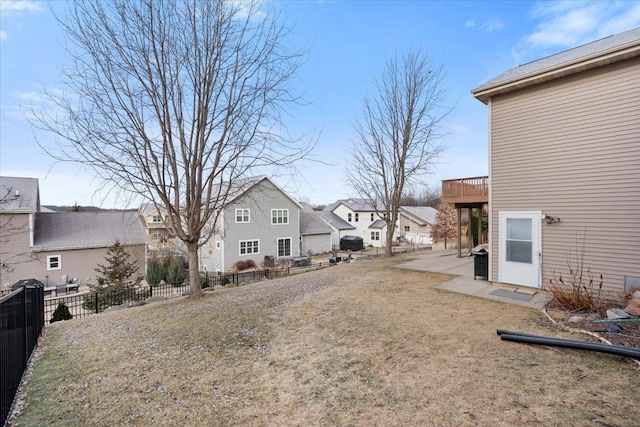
<box><xmin>400</xmin><ymin>206</ymin><xmax>437</xmax><ymax>226</ymax></box>
<box><xmin>369</xmin><ymin>219</ymin><xmax>387</xmax><ymax>229</ymax></box>
<box><xmin>316</xmin><ymin>211</ymin><xmax>356</xmax><ymax>231</ymax></box>
<box><xmin>300</xmin><ymin>211</ymin><xmax>333</xmax><ymax>236</ymax></box>
<box><xmin>324</xmin><ymin>198</ymin><xmax>379</xmax><ymax>212</ymax></box>
<box><xmin>223</xmin><ymin>176</ymin><xmax>302</xmax><ymax>209</ymax></box>
<box><xmin>472</xmin><ymin>26</ymin><xmax>640</xmax><ymax>104</ymax></box>
<box><xmin>33</xmin><ymin>211</ymin><xmax>147</xmax><ymax>251</ymax></box>
<box><xmin>0</xmin><ymin>176</ymin><xmax>40</xmax><ymax>213</ymax></box>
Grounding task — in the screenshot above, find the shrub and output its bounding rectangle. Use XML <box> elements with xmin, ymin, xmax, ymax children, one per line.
<box><xmin>543</xmin><ymin>230</ymin><xmax>605</xmax><ymax>314</ymax></box>
<box><xmin>146</xmin><ymin>256</ymin><xmax>165</xmax><ymax>285</ymax></box>
<box><xmin>232</xmin><ymin>259</ymin><xmax>256</xmax><ymax>272</ymax></box>
<box><xmin>50</xmin><ymin>302</ymin><xmax>73</xmax><ymax>323</ymax></box>
<box><xmin>546</xmin><ymin>267</ymin><xmax>604</xmax><ymax>314</ymax></box>
<box><xmin>166</xmin><ymin>255</ymin><xmax>187</xmax><ymax>286</ymax></box>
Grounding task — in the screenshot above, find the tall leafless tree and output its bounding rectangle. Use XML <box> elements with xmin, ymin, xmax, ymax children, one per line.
<box><xmin>346</xmin><ymin>49</ymin><xmax>450</xmax><ymax>256</ymax></box>
<box><xmin>30</xmin><ymin>0</ymin><xmax>311</xmax><ymax>296</ymax></box>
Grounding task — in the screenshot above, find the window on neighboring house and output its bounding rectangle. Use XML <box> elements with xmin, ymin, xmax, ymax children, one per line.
<box><xmin>371</xmin><ymin>213</ymin><xmax>374</xmax><ymax>221</ymax></box>
<box><xmin>236</xmin><ymin>209</ymin><xmax>250</xmax><ymax>223</ymax></box>
<box><xmin>152</xmin><ymin>214</ymin><xmax>162</xmax><ymax>223</ymax></box>
<box><xmin>47</xmin><ymin>255</ymin><xmax>61</xmax><ymax>270</ymax></box>
<box><xmin>348</xmin><ymin>213</ymin><xmax>352</xmax><ymax>222</ymax></box>
<box><xmin>404</xmin><ymin>226</ymin><xmax>410</xmax><ymax>232</ymax></box>
<box><xmin>371</xmin><ymin>231</ymin><xmax>380</xmax><ymax>241</ymax></box>
<box><xmin>355</xmin><ymin>213</ymin><xmax>359</xmax><ymax>222</ymax></box>
<box><xmin>216</xmin><ymin>241</ymin><xmax>221</xmax><ymax>249</ymax></box>
<box><xmin>271</xmin><ymin>209</ymin><xmax>289</xmax><ymax>225</ymax></box>
<box><xmin>277</xmin><ymin>237</ymin><xmax>292</xmax><ymax>257</ymax></box>
<box><xmin>153</xmin><ymin>229</ymin><xmax>162</xmax><ymax>239</ymax></box>
<box><xmin>239</xmin><ymin>239</ymin><xmax>259</xmax><ymax>255</ymax></box>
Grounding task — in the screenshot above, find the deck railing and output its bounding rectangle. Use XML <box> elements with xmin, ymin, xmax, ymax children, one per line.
<box><xmin>441</xmin><ymin>176</ymin><xmax>489</xmax><ymax>204</ymax></box>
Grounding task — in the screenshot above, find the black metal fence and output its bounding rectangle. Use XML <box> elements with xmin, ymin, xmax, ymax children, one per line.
<box><xmin>42</xmin><ymin>263</ymin><xmax>330</xmax><ymax>323</ymax></box>
<box><xmin>1</xmin><ymin>284</ymin><xmax>45</xmax><ymax>427</ymax></box>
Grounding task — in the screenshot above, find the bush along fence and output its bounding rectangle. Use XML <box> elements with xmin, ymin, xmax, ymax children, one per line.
<box><xmin>1</xmin><ymin>284</ymin><xmax>45</xmax><ymax>427</ymax></box>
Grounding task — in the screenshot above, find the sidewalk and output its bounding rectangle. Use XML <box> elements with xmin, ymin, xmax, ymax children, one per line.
<box><xmin>395</xmin><ymin>250</ymin><xmax>551</xmax><ymax>309</ymax></box>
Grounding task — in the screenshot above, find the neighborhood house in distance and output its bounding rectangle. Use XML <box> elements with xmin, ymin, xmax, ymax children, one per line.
<box><xmin>2</xmin><ymin>175</ymin><xmax>437</xmax><ymax>290</ymax></box>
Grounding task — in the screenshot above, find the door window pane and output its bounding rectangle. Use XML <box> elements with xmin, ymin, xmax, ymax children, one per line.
<box><xmin>506</xmin><ymin>218</ymin><xmax>532</xmax><ymax>263</ymax></box>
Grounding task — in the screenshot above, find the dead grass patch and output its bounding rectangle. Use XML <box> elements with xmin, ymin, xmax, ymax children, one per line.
<box><xmin>10</xmin><ymin>254</ymin><xmax>640</xmax><ymax>426</ymax></box>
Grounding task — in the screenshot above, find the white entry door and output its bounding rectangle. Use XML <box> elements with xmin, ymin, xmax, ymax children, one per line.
<box><xmin>498</xmin><ymin>211</ymin><xmax>541</xmax><ymax>288</ymax></box>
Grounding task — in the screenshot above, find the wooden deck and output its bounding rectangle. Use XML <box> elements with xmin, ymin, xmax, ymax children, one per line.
<box><xmin>441</xmin><ymin>176</ymin><xmax>488</xmax><ymax>205</ymax></box>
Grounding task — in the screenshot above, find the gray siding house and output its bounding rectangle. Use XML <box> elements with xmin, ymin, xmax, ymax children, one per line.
<box><xmin>471</xmin><ymin>27</ymin><xmax>640</xmax><ymax>297</ymax></box>
<box><xmin>202</xmin><ymin>176</ymin><xmax>301</xmax><ymax>272</ymax></box>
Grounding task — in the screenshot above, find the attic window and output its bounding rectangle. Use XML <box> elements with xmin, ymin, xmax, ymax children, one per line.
<box><xmin>47</xmin><ymin>255</ymin><xmax>62</xmax><ymax>271</ymax></box>
<box><xmin>152</xmin><ymin>214</ymin><xmax>162</xmax><ymax>223</ymax></box>
<box><xmin>371</xmin><ymin>213</ymin><xmax>374</xmax><ymax>221</ymax></box>
<box><xmin>348</xmin><ymin>213</ymin><xmax>352</xmax><ymax>222</ymax></box>
<box><xmin>355</xmin><ymin>213</ymin><xmax>359</xmax><ymax>222</ymax></box>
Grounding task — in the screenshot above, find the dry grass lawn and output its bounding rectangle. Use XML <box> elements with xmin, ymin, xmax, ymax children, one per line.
<box><xmin>10</xmin><ymin>254</ymin><xmax>640</xmax><ymax>426</ymax></box>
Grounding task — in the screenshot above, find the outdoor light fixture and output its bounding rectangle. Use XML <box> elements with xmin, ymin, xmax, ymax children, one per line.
<box><xmin>541</xmin><ymin>214</ymin><xmax>560</xmax><ymax>224</ymax></box>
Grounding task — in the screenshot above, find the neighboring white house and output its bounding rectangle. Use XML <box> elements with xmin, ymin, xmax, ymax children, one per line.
<box><xmin>399</xmin><ymin>206</ymin><xmax>437</xmax><ymax>245</ymax></box>
<box><xmin>323</xmin><ymin>199</ymin><xmax>398</xmax><ymax>248</ymax></box>
<box><xmin>315</xmin><ymin>210</ymin><xmax>356</xmax><ymax>250</ymax></box>
<box><xmin>200</xmin><ymin>176</ymin><xmax>302</xmax><ymax>273</ymax></box>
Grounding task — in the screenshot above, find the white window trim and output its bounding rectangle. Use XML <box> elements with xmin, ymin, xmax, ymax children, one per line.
<box><xmin>271</xmin><ymin>209</ymin><xmax>289</xmax><ymax>225</ymax></box>
<box><xmin>371</xmin><ymin>231</ymin><xmax>380</xmax><ymax>241</ymax></box>
<box><xmin>152</xmin><ymin>229</ymin><xmax>162</xmax><ymax>239</ymax></box>
<box><xmin>47</xmin><ymin>254</ymin><xmax>62</xmax><ymax>271</ymax></box>
<box><xmin>235</xmin><ymin>208</ymin><xmax>250</xmax><ymax>223</ymax></box>
<box><xmin>277</xmin><ymin>237</ymin><xmax>292</xmax><ymax>258</ymax></box>
<box><xmin>239</xmin><ymin>239</ymin><xmax>260</xmax><ymax>256</ymax></box>
<box><xmin>216</xmin><ymin>241</ymin><xmax>221</xmax><ymax>249</ymax></box>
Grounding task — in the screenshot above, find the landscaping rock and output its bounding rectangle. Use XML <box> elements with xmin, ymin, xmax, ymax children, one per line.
<box><xmin>623</xmin><ymin>299</ymin><xmax>640</xmax><ymax>317</ymax></box>
<box><xmin>606</xmin><ymin>308</ymin><xmax>632</xmax><ymax>319</ymax></box>
<box><xmin>568</xmin><ymin>315</ymin><xmax>584</xmax><ymax>323</ymax></box>
<box><xmin>130</xmin><ymin>300</ymin><xmax>145</xmax><ymax>307</ymax></box>
<box><xmin>213</xmin><ymin>285</ymin><xmax>225</xmax><ymax>290</ymax></box>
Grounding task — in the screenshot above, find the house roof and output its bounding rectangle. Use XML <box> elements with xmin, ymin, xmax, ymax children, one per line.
<box><xmin>316</xmin><ymin>211</ymin><xmax>356</xmax><ymax>231</ymax></box>
<box><xmin>472</xmin><ymin>26</ymin><xmax>640</xmax><ymax>104</ymax></box>
<box><xmin>300</xmin><ymin>211</ymin><xmax>333</xmax><ymax>236</ymax></box>
<box><xmin>0</xmin><ymin>176</ymin><xmax>40</xmax><ymax>213</ymax></box>
<box><xmin>33</xmin><ymin>211</ymin><xmax>147</xmax><ymax>251</ymax></box>
<box><xmin>400</xmin><ymin>206</ymin><xmax>437</xmax><ymax>226</ymax></box>
<box><xmin>369</xmin><ymin>219</ymin><xmax>387</xmax><ymax>229</ymax></box>
<box><xmin>224</xmin><ymin>176</ymin><xmax>302</xmax><ymax>209</ymax></box>
<box><xmin>324</xmin><ymin>198</ymin><xmax>379</xmax><ymax>212</ymax></box>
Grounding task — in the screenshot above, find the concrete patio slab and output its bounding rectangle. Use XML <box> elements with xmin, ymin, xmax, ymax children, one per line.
<box><xmin>395</xmin><ymin>250</ymin><xmax>551</xmax><ymax>310</ymax></box>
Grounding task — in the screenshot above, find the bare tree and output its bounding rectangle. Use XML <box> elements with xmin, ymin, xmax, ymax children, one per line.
<box><xmin>29</xmin><ymin>0</ymin><xmax>311</xmax><ymax>296</ymax></box>
<box><xmin>430</xmin><ymin>203</ymin><xmax>457</xmax><ymax>249</ymax></box>
<box><xmin>346</xmin><ymin>49</ymin><xmax>449</xmax><ymax>255</ymax></box>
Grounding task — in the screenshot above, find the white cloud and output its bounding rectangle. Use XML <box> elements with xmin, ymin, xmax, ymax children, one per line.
<box><xmin>481</xmin><ymin>18</ymin><xmax>504</xmax><ymax>33</ymax></box>
<box><xmin>465</xmin><ymin>20</ymin><xmax>476</xmax><ymax>28</ymax></box>
<box><xmin>0</xmin><ymin>30</ymin><xmax>6</xmax><ymax>40</ymax></box>
<box><xmin>0</xmin><ymin>0</ymin><xmax>44</xmax><ymax>16</ymax></box>
<box><xmin>512</xmin><ymin>1</ymin><xmax>640</xmax><ymax>64</ymax></box>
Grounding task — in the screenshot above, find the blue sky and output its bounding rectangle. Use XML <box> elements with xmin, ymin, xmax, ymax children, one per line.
<box><xmin>2</xmin><ymin>0</ymin><xmax>640</xmax><ymax>207</ymax></box>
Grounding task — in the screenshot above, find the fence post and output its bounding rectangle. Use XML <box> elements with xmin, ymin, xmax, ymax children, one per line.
<box><xmin>94</xmin><ymin>292</ymin><xmax>99</xmax><ymax>314</ymax></box>
<box><xmin>22</xmin><ymin>288</ymin><xmax>28</xmax><ymax>364</ymax></box>
<box><xmin>149</xmin><ymin>285</ymin><xmax>153</xmax><ymax>297</ymax></box>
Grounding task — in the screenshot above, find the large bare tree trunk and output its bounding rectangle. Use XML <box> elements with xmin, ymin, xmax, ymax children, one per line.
<box><xmin>187</xmin><ymin>241</ymin><xmax>200</xmax><ymax>297</ymax></box>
